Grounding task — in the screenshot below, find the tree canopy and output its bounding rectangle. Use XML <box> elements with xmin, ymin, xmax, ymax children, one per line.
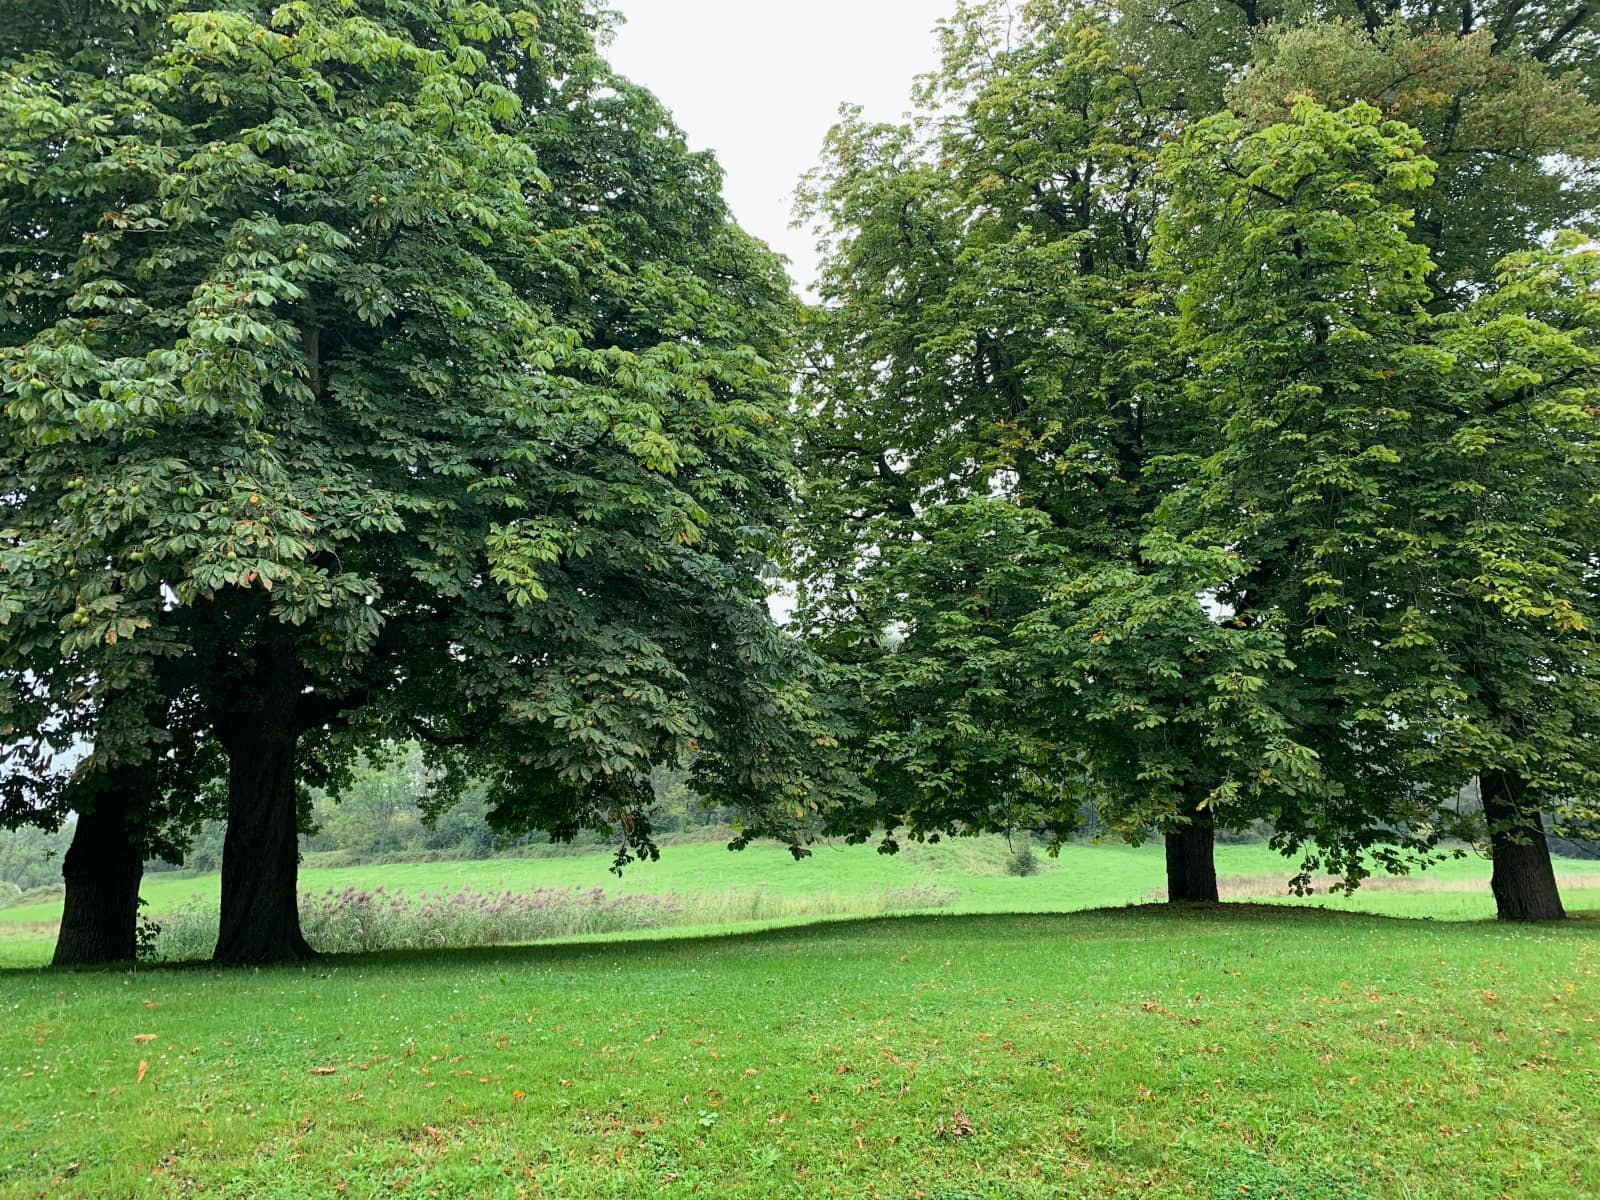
<box><xmin>1</xmin><ymin>0</ymin><xmax>819</xmax><ymax>962</ymax></box>
<box><xmin>792</xmin><ymin>0</ymin><xmax>1600</xmax><ymax>916</ymax></box>
<box><xmin>5</xmin><ymin>0</ymin><xmax>1600</xmax><ymax>960</ymax></box>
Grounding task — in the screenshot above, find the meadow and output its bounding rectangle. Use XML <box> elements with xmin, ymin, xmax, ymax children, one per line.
<box><xmin>3</xmin><ymin>836</ymin><xmax>1600</xmax><ymax>968</ymax></box>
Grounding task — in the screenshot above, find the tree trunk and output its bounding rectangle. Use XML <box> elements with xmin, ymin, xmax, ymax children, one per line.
<box><xmin>1165</xmin><ymin>801</ymin><xmax>1219</xmax><ymax>903</ymax></box>
<box><xmin>213</xmin><ymin>641</ymin><xmax>316</xmax><ymax>965</ymax></box>
<box><xmin>51</xmin><ymin>792</ymin><xmax>144</xmax><ymax>966</ymax></box>
<box><xmin>1480</xmin><ymin>769</ymin><xmax>1566</xmax><ymax>922</ymax></box>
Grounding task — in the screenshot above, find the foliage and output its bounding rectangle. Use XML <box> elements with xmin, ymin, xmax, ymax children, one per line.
<box><xmin>0</xmin><ymin>824</ymin><xmax>72</xmax><ymax>894</ymax></box>
<box><xmin>1004</xmin><ymin>842</ymin><xmax>1040</xmax><ymax>877</ymax></box>
<box><xmin>294</xmin><ymin>743</ymin><xmax>504</xmax><ymax>862</ymax></box>
<box><xmin>1119</xmin><ymin>0</ymin><xmax>1600</xmax><ymax>100</ymax></box>
<box><xmin>257</xmin><ymin>744</ymin><xmax>758</xmax><ymax>866</ymax></box>
<box><xmin>1122</xmin><ymin>0</ymin><xmax>1600</xmax><ymax>296</ymax></box>
<box><xmin>0</xmin><ymin>0</ymin><xmax>826</xmax><ymax>959</ymax></box>
<box><xmin>132</xmin><ymin>899</ymin><xmax>162</xmax><ymax>965</ymax></box>
<box><xmin>1229</xmin><ymin>17</ymin><xmax>1600</xmax><ymax>300</ymax></box>
<box><xmin>1417</xmin><ymin>242</ymin><xmax>1600</xmax><ymax>843</ymax></box>
<box><xmin>1158</xmin><ymin>98</ymin><xmax>1600</xmax><ymax>872</ymax></box>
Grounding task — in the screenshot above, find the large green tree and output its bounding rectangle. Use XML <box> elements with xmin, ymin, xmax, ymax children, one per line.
<box><xmin>794</xmin><ymin>3</ymin><xmax>1340</xmax><ymax>898</ymax></box>
<box><xmin>794</xmin><ymin>0</ymin><xmax>1598</xmax><ymax>907</ymax></box>
<box><xmin>1157</xmin><ymin>101</ymin><xmax>1600</xmax><ymax>921</ymax></box>
<box><xmin>1</xmin><ymin>0</ymin><xmax>810</xmax><ymax>963</ymax></box>
<box><xmin>1165</xmin><ymin>3</ymin><xmax>1600</xmax><ymax>918</ymax></box>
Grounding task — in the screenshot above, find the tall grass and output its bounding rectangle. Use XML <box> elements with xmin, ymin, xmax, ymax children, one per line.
<box><xmin>148</xmin><ymin>881</ymin><xmax>959</xmax><ymax>962</ymax></box>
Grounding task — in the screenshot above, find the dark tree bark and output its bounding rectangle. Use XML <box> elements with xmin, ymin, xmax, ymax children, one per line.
<box><xmin>51</xmin><ymin>790</ymin><xmax>144</xmax><ymax>966</ymax></box>
<box><xmin>1480</xmin><ymin>768</ymin><xmax>1566</xmax><ymax>922</ymax></box>
<box><xmin>213</xmin><ymin>639</ymin><xmax>316</xmax><ymax>965</ymax></box>
<box><xmin>1164</xmin><ymin>799</ymin><xmax>1219</xmax><ymax>903</ymax></box>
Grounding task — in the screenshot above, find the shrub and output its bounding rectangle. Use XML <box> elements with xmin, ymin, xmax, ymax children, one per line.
<box><xmin>1005</xmin><ymin>844</ymin><xmax>1040</xmax><ymax>877</ymax></box>
<box><xmin>133</xmin><ymin>901</ymin><xmax>162</xmax><ymax>965</ymax></box>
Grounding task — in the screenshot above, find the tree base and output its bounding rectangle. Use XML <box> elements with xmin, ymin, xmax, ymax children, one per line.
<box><xmin>212</xmin><ymin>928</ymin><xmax>318</xmax><ymax>966</ymax></box>
<box><xmin>1482</xmin><ymin>770</ymin><xmax>1566</xmax><ymax>923</ymax></box>
<box><xmin>1165</xmin><ymin>808</ymin><xmax>1219</xmax><ymax>903</ymax></box>
<box><xmin>1490</xmin><ymin>835</ymin><xmax>1567</xmax><ymax>922</ymax></box>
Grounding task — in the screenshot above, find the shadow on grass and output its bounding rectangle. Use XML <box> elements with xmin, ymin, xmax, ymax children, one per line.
<box><xmin>13</xmin><ymin>900</ymin><xmax>1592</xmax><ymax>977</ymax></box>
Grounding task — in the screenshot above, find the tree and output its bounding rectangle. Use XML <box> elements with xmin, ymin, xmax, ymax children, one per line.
<box><xmin>1159</xmin><ymin>101</ymin><xmax>1600</xmax><ymax>921</ymax></box>
<box><xmin>1148</xmin><ymin>0</ymin><xmax>1600</xmax><ymax>917</ymax></box>
<box><xmin>1154</xmin><ymin>97</ymin><xmax>1471</xmax><ymax>874</ymax></box>
<box><xmin>795</xmin><ymin>0</ymin><xmax>1599</xmax><ymax>909</ymax></box>
<box><xmin>1412</xmin><ymin>239</ymin><xmax>1600</xmax><ymax>918</ymax></box>
<box><xmin>49</xmin><ymin>682</ymin><xmax>221</xmax><ymax>965</ymax></box>
<box><xmin>0</xmin><ymin>576</ymin><xmax>218</xmax><ymax>963</ymax></box>
<box><xmin>0</xmin><ymin>825</ymin><xmax>72</xmax><ymax>897</ymax></box>
<box><xmin>794</xmin><ymin>3</ymin><xmax>1334</xmax><ymax>899</ymax></box>
<box><xmin>1</xmin><ymin>0</ymin><xmax>809</xmax><ymax>963</ymax></box>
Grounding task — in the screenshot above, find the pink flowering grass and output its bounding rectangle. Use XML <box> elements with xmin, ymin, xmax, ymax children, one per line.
<box><xmin>148</xmin><ymin>880</ymin><xmax>960</xmax><ymax>962</ymax></box>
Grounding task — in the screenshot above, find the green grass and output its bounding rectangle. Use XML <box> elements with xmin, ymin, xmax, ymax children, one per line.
<box><xmin>1</xmin><ymin>907</ymin><xmax>1596</xmax><ymax>1199</ymax></box>
<box><xmin>3</xmin><ymin>835</ymin><xmax>1595</xmax><ymax>949</ymax></box>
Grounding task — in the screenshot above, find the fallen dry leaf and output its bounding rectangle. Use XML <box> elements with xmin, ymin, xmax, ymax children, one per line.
<box><xmin>134</xmin><ymin>1034</ymin><xmax>156</xmax><ymax>1043</ymax></box>
<box><xmin>309</xmin><ymin>1066</ymin><xmax>337</xmax><ymax>1076</ymax></box>
<box><xmin>136</xmin><ymin>1060</ymin><xmax>148</xmax><ymax>1084</ymax></box>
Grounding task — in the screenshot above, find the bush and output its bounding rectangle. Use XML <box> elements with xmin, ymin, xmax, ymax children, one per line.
<box><xmin>1005</xmin><ymin>844</ymin><xmax>1040</xmax><ymax>877</ymax></box>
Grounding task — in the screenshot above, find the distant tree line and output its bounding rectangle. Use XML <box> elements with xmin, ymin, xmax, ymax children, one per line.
<box><xmin>0</xmin><ymin>750</ymin><xmax>750</xmax><ymax>899</ymax></box>
<box><xmin>148</xmin><ymin>751</ymin><xmax>740</xmax><ymax>874</ymax></box>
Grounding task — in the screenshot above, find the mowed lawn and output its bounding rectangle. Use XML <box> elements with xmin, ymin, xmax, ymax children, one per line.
<box><xmin>0</xmin><ymin>907</ymin><xmax>1595</xmax><ymax>1199</ymax></box>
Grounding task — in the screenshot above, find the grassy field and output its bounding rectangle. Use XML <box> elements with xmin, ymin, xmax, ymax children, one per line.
<box><xmin>0</xmin><ymin>906</ymin><xmax>1594</xmax><ymax>1199</ymax></box>
<box><xmin>2</xmin><ymin>841</ymin><xmax>1597</xmax><ymax>1197</ymax></box>
<box><xmin>4</xmin><ymin>836</ymin><xmax>1600</xmax><ymax>970</ymax></box>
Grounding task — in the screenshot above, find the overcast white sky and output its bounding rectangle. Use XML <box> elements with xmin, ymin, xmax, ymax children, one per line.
<box><xmin>606</xmin><ymin>1</ymin><xmax>954</xmax><ymax>291</ymax></box>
